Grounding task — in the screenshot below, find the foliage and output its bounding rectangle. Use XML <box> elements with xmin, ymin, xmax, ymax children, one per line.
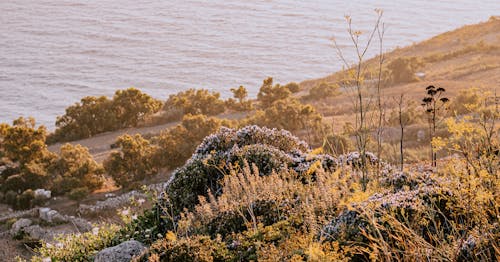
<box><xmin>257</xmin><ymin>77</ymin><xmax>291</xmax><ymax>108</ymax></box>
<box><xmin>51</xmin><ymin>88</ymin><xmax>162</xmax><ymax>142</ymax></box>
<box><xmin>163</xmin><ymin>88</ymin><xmax>226</xmax><ymax>121</ymax></box>
<box><xmin>163</xmin><ymin>125</ymin><xmax>337</xmax><ymax>214</ymax></box>
<box><xmin>449</xmin><ymin>87</ymin><xmax>482</xmax><ymax>115</ymax></box>
<box><xmin>387</xmin><ymin>56</ymin><xmax>423</xmax><ymax>84</ymax></box>
<box><xmin>226</xmin><ymin>86</ymin><xmax>253</xmax><ymax>111</ymax></box>
<box><xmin>154</xmin><ymin>114</ymin><xmax>226</xmax><ymax>169</ymax></box>
<box><xmin>246</xmin><ymin>98</ymin><xmax>322</xmax><ymax>132</ymax></box>
<box><xmin>112</xmin><ymin>88</ymin><xmax>163</xmax><ymax>128</ymax></box>
<box><xmin>31</xmin><ymin>224</ymin><xmax>120</xmax><ymax>262</ymax></box>
<box><xmin>0</xmin><ymin>118</ymin><xmax>56</xmax><ymax>201</ymax></box>
<box><xmin>1</xmin><ymin>117</ymin><xmax>51</xmax><ymax>165</ymax></box>
<box><xmin>50</xmin><ymin>144</ymin><xmax>104</xmax><ymax>196</ymax></box>
<box><xmin>322</xmin><ymin>133</ymin><xmax>353</xmax><ymax>155</ymax></box>
<box><xmin>104</xmin><ymin>134</ymin><xmax>158</xmax><ymax>189</ymax></box>
<box><xmin>433</xmin><ymin>105</ymin><xmax>499</xmax><ymax>177</ymax></box>
<box><xmin>284</xmin><ymin>82</ymin><xmax>300</xmax><ymax>93</ymax></box>
<box><xmin>31</xmin><ymin>133</ymin><xmax>500</xmax><ymax>262</ymax></box>
<box><xmin>305</xmin><ymin>82</ymin><xmax>339</xmax><ymax>101</ymax></box>
<box><xmin>140</xmin><ymin>235</ymin><xmax>232</xmax><ymax>262</ymax></box>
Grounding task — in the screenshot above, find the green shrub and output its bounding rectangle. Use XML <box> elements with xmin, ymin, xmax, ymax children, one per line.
<box><xmin>163</xmin><ymin>89</ymin><xmax>226</xmax><ymax>121</ymax></box>
<box><xmin>154</xmin><ymin>114</ymin><xmax>225</xmax><ymax>168</ymax></box>
<box><xmin>141</xmin><ymin>235</ymin><xmax>232</xmax><ymax>262</ymax></box>
<box><xmin>305</xmin><ymin>82</ymin><xmax>339</xmax><ymax>100</ymax></box>
<box><xmin>50</xmin><ymin>144</ymin><xmax>104</xmax><ymax>196</ymax></box>
<box><xmin>104</xmin><ymin>134</ymin><xmax>158</xmax><ymax>189</ymax></box>
<box><xmin>284</xmin><ymin>82</ymin><xmax>300</xmax><ymax>93</ymax></box>
<box><xmin>246</xmin><ymin>98</ymin><xmax>322</xmax><ymax>132</ymax></box>
<box><xmin>387</xmin><ymin>57</ymin><xmax>423</xmax><ymax>84</ymax></box>
<box><xmin>163</xmin><ymin>125</ymin><xmax>337</xmax><ymax>214</ymax></box>
<box><xmin>257</xmin><ymin>77</ymin><xmax>291</xmax><ymax>108</ymax></box>
<box><xmin>33</xmin><ymin>224</ymin><xmax>120</xmax><ymax>261</ymax></box>
<box><xmin>16</xmin><ymin>189</ymin><xmax>35</xmax><ymax>210</ymax></box>
<box><xmin>323</xmin><ymin>133</ymin><xmax>353</xmax><ymax>155</ymax></box>
<box><xmin>51</xmin><ymin>88</ymin><xmax>162</xmax><ymax>142</ymax></box>
<box><xmin>68</xmin><ymin>187</ymin><xmax>90</xmax><ymax>201</ymax></box>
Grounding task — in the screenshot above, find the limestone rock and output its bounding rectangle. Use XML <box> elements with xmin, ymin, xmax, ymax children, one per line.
<box><xmin>94</xmin><ymin>240</ymin><xmax>146</xmax><ymax>262</ymax></box>
<box><xmin>34</xmin><ymin>189</ymin><xmax>51</xmax><ymax>200</ymax></box>
<box><xmin>39</xmin><ymin>208</ymin><xmax>67</xmax><ymax>223</ymax></box>
<box><xmin>10</xmin><ymin>218</ymin><xmax>32</xmax><ymax>236</ymax></box>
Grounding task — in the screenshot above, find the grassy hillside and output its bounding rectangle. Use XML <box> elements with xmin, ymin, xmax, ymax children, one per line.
<box><xmin>1</xmin><ymin>18</ymin><xmax>499</xmax><ymax>261</ymax></box>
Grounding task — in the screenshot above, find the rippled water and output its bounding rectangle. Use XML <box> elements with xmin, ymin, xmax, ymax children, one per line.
<box><xmin>0</xmin><ymin>0</ymin><xmax>498</xmax><ymax>128</ymax></box>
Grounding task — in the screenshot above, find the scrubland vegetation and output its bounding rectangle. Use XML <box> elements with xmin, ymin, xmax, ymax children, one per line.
<box><xmin>1</xmin><ymin>16</ymin><xmax>499</xmax><ymax>262</ymax></box>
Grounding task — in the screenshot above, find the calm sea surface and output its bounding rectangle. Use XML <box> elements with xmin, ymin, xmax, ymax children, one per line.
<box><xmin>0</xmin><ymin>0</ymin><xmax>498</xmax><ymax>129</ymax></box>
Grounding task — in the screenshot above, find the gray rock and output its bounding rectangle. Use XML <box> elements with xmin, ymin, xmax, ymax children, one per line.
<box><xmin>10</xmin><ymin>218</ymin><xmax>32</xmax><ymax>236</ymax></box>
<box><xmin>39</xmin><ymin>208</ymin><xmax>67</xmax><ymax>223</ymax></box>
<box><xmin>23</xmin><ymin>225</ymin><xmax>50</xmax><ymax>240</ymax></box>
<box><xmin>39</xmin><ymin>207</ymin><xmax>51</xmax><ymax>222</ymax></box>
<box><xmin>34</xmin><ymin>189</ymin><xmax>51</xmax><ymax>200</ymax></box>
<box><xmin>94</xmin><ymin>240</ymin><xmax>146</xmax><ymax>262</ymax></box>
<box><xmin>69</xmin><ymin>217</ymin><xmax>92</xmax><ymax>232</ymax></box>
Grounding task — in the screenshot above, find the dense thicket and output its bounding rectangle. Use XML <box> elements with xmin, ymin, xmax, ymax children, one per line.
<box><xmin>0</xmin><ymin>118</ymin><xmax>104</xmax><ymax>208</ymax></box>
<box><xmin>162</xmin><ymin>88</ymin><xmax>226</xmax><ymax>121</ymax></box>
<box><xmin>50</xmin><ymin>88</ymin><xmax>162</xmax><ymax>143</ymax></box>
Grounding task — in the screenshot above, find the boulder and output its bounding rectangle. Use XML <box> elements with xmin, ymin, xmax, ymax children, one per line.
<box><xmin>68</xmin><ymin>217</ymin><xmax>92</xmax><ymax>232</ymax></box>
<box><xmin>10</xmin><ymin>218</ymin><xmax>32</xmax><ymax>236</ymax></box>
<box><xmin>39</xmin><ymin>208</ymin><xmax>67</xmax><ymax>223</ymax></box>
<box><xmin>23</xmin><ymin>225</ymin><xmax>50</xmax><ymax>240</ymax></box>
<box><xmin>10</xmin><ymin>219</ymin><xmax>51</xmax><ymax>241</ymax></box>
<box><xmin>34</xmin><ymin>189</ymin><xmax>51</xmax><ymax>200</ymax></box>
<box><xmin>94</xmin><ymin>240</ymin><xmax>146</xmax><ymax>262</ymax></box>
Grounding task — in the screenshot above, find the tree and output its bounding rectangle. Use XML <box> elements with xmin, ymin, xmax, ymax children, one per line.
<box><xmin>230</xmin><ymin>86</ymin><xmax>248</xmax><ymax>104</ymax></box>
<box><xmin>305</xmin><ymin>82</ymin><xmax>339</xmax><ymax>101</ymax></box>
<box><xmin>247</xmin><ymin>98</ymin><xmax>322</xmax><ymax>134</ymax></box>
<box><xmin>112</xmin><ymin>87</ymin><xmax>162</xmax><ymax>128</ymax></box>
<box><xmin>154</xmin><ymin>114</ymin><xmax>224</xmax><ymax>168</ymax></box>
<box><xmin>164</xmin><ymin>89</ymin><xmax>226</xmax><ymax>119</ymax></box>
<box><xmin>53</xmin><ymin>96</ymin><xmax>115</xmax><ymax>142</ymax></box>
<box><xmin>0</xmin><ymin>117</ymin><xmax>56</xmax><ymax>200</ymax></box>
<box><xmin>387</xmin><ymin>57</ymin><xmax>422</xmax><ymax>84</ymax></box>
<box><xmin>52</xmin><ymin>88</ymin><xmax>162</xmax><ymax>142</ymax></box>
<box><xmin>284</xmin><ymin>82</ymin><xmax>300</xmax><ymax>93</ymax></box>
<box><xmin>257</xmin><ymin>77</ymin><xmax>291</xmax><ymax>108</ymax></box>
<box><xmin>421</xmin><ymin>85</ymin><xmax>449</xmax><ymax>167</ymax></box>
<box><xmin>1</xmin><ymin>117</ymin><xmax>52</xmax><ymax>165</ymax></box>
<box><xmin>228</xmin><ymin>86</ymin><xmax>252</xmax><ymax>111</ymax></box>
<box><xmin>50</xmin><ymin>144</ymin><xmax>105</xmax><ymax>196</ymax></box>
<box><xmin>104</xmin><ymin>134</ymin><xmax>158</xmax><ymax>189</ymax></box>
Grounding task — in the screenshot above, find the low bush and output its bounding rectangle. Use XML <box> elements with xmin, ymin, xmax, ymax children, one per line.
<box><xmin>154</xmin><ymin>114</ymin><xmax>227</xmax><ymax>169</ymax></box>
<box><xmin>163</xmin><ymin>125</ymin><xmax>337</xmax><ymax>214</ymax></box>
<box><xmin>104</xmin><ymin>134</ymin><xmax>158</xmax><ymax>189</ymax></box>
<box><xmin>305</xmin><ymin>82</ymin><xmax>339</xmax><ymax>101</ymax></box>
<box><xmin>387</xmin><ymin>56</ymin><xmax>423</xmax><ymax>84</ymax></box>
<box><xmin>246</xmin><ymin>98</ymin><xmax>322</xmax><ymax>132</ymax></box>
<box><xmin>50</xmin><ymin>144</ymin><xmax>104</xmax><ymax>196</ymax></box>
<box><xmin>163</xmin><ymin>89</ymin><xmax>226</xmax><ymax>121</ymax></box>
<box><xmin>257</xmin><ymin>77</ymin><xmax>291</xmax><ymax>108</ymax></box>
<box><xmin>51</xmin><ymin>88</ymin><xmax>162</xmax><ymax>142</ymax></box>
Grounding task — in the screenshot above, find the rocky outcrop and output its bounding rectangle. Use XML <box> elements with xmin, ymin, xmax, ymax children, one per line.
<box><xmin>94</xmin><ymin>240</ymin><xmax>146</xmax><ymax>262</ymax></box>
<box><xmin>10</xmin><ymin>218</ymin><xmax>33</xmax><ymax>237</ymax></box>
<box><xmin>39</xmin><ymin>208</ymin><xmax>66</xmax><ymax>223</ymax></box>
<box><xmin>34</xmin><ymin>189</ymin><xmax>51</xmax><ymax>201</ymax></box>
<box><xmin>10</xmin><ymin>218</ymin><xmax>51</xmax><ymax>241</ymax></box>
